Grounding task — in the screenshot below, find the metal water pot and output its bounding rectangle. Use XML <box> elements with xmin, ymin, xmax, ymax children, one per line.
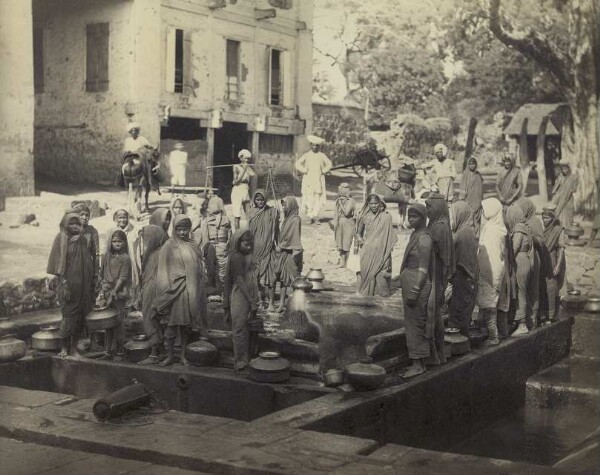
<box><xmin>31</xmin><ymin>325</ymin><xmax>62</xmax><ymax>352</ymax></box>
<box><xmin>249</xmin><ymin>351</ymin><xmax>290</xmax><ymax>383</ymax></box>
<box><xmin>345</xmin><ymin>357</ymin><xmax>386</xmax><ymax>391</ymax></box>
<box><xmin>86</xmin><ymin>307</ymin><xmax>120</xmax><ymax>332</ymax></box>
<box><xmin>291</xmin><ymin>276</ymin><xmax>313</xmax><ymax>293</ymax></box>
<box><xmin>123</xmin><ymin>334</ymin><xmax>153</xmax><ymax>363</ymax></box>
<box><xmin>185</xmin><ymin>338</ymin><xmax>219</xmax><ymax>366</ymax></box>
<box><xmin>584</xmin><ymin>297</ymin><xmax>600</xmax><ymax>313</ymax></box>
<box><xmin>0</xmin><ymin>334</ymin><xmax>27</xmax><ymax>363</ymax></box>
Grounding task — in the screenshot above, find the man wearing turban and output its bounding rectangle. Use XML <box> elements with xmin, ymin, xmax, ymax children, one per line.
<box><xmin>295</xmin><ymin>135</ymin><xmax>332</xmax><ymax>224</ymax></box>
<box><xmin>431</xmin><ymin>143</ymin><xmax>456</xmax><ymax>202</ymax></box>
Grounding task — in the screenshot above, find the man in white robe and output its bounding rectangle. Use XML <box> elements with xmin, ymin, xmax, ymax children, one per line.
<box><xmin>295</xmin><ymin>135</ymin><xmax>332</xmax><ymax>224</ymax></box>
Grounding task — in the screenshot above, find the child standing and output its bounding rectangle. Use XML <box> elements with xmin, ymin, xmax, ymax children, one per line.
<box><xmin>224</xmin><ymin>230</ymin><xmax>260</xmax><ymax>372</ymax></box>
<box><xmin>111</xmin><ymin>209</ymin><xmax>139</xmax><ymax>304</ymax></box>
<box><xmin>99</xmin><ymin>229</ymin><xmax>131</xmax><ymax>358</ymax></box>
<box><xmin>47</xmin><ymin>211</ymin><xmax>94</xmax><ymax>357</ymax></box>
<box><xmin>74</xmin><ymin>203</ymin><xmax>100</xmax><ymax>293</ymax></box>
<box><xmin>332</xmin><ymin>183</ymin><xmax>355</xmax><ymax>267</ymax></box>
<box><xmin>275</xmin><ymin>196</ymin><xmax>303</xmax><ymax>310</ymax></box>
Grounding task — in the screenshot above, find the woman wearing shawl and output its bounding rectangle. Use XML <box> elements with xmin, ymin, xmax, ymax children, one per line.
<box><xmin>153</xmin><ymin>215</ymin><xmax>207</xmax><ymax>366</ymax></box>
<box><xmin>276</xmin><ymin>196</ymin><xmax>303</xmax><ymax>309</ymax></box>
<box><xmin>333</xmin><ymin>183</ymin><xmax>356</xmax><ymax>267</ymax></box>
<box><xmin>458</xmin><ymin>156</ymin><xmax>483</xmax><ymax>234</ymax></box>
<box><xmin>137</xmin><ymin>225</ymin><xmax>168</xmax><ymax>365</ymax></box>
<box><xmin>357</xmin><ymin>194</ymin><xmax>397</xmax><ymax>297</ymax></box>
<box><xmin>149</xmin><ymin>207</ymin><xmax>172</xmax><ymax>233</ymax></box>
<box><xmin>110</xmin><ymin>209</ymin><xmax>140</xmax><ymax>306</ymax></box>
<box><xmin>425</xmin><ymin>193</ymin><xmax>454</xmax><ymax>365</ymax></box>
<box><xmin>224</xmin><ymin>230</ymin><xmax>260</xmax><ymax>372</ymax></box>
<box><xmin>448</xmin><ymin>201</ymin><xmax>478</xmax><ymax>339</ymax></box>
<box><xmin>400</xmin><ymin>204</ymin><xmax>434</xmax><ymax>378</ymax></box>
<box><xmin>516</xmin><ymin>197</ymin><xmax>551</xmax><ymax>327</ymax></box>
<box><xmin>47</xmin><ymin>211</ymin><xmax>94</xmax><ymax>357</ymax></box>
<box><xmin>476</xmin><ymin>199</ymin><xmax>507</xmax><ymax>344</ymax></box>
<box><xmin>505</xmin><ymin>205</ymin><xmax>534</xmax><ymax>336</ymax></box>
<box><xmin>74</xmin><ymin>203</ymin><xmax>100</xmax><ymax>293</ymax></box>
<box><xmin>196</xmin><ymin>196</ymin><xmax>232</xmax><ymax>286</ymax></box>
<box><xmin>541</xmin><ymin>204</ymin><xmax>566</xmax><ymax>323</ymax></box>
<box><xmin>496</xmin><ymin>153</ymin><xmax>523</xmax><ymax>206</ymax></box>
<box><xmin>248</xmin><ymin>189</ymin><xmax>279</xmax><ymax>310</ymax></box>
<box><xmin>99</xmin><ymin>229</ymin><xmax>132</xmax><ymax>357</ymax></box>
<box><xmin>551</xmin><ymin>162</ymin><xmax>579</xmax><ymax>226</ymax></box>
<box><xmin>168</xmin><ymin>197</ymin><xmax>188</xmax><ymax>235</ymax></box>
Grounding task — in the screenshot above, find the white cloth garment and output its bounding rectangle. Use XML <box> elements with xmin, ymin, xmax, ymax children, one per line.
<box><xmin>295</xmin><ymin>151</ymin><xmax>332</xmax><ymax>219</ymax></box>
<box><xmin>169</xmin><ymin>150</ymin><xmax>188</xmax><ymax>186</ymax></box>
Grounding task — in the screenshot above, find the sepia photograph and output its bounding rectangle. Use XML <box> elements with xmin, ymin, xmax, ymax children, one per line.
<box><xmin>0</xmin><ymin>0</ymin><xmax>598</xmax><ymax>473</ymax></box>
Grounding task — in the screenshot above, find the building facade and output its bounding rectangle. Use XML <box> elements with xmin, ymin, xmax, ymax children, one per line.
<box><xmin>7</xmin><ymin>0</ymin><xmax>313</xmax><ymax>199</ymax></box>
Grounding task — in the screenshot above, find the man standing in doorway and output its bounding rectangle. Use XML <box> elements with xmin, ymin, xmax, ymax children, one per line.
<box><xmin>295</xmin><ymin>135</ymin><xmax>332</xmax><ymax>224</ymax></box>
<box><xmin>169</xmin><ymin>142</ymin><xmax>188</xmax><ymax>196</ymax></box>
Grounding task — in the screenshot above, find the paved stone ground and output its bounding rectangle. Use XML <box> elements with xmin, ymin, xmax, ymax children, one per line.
<box><xmin>0</xmin><ymin>437</ymin><xmax>210</xmax><ymax>475</ymax></box>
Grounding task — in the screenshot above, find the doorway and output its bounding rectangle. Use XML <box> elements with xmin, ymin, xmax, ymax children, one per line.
<box><xmin>213</xmin><ymin>121</ymin><xmax>251</xmax><ymax>202</ymax></box>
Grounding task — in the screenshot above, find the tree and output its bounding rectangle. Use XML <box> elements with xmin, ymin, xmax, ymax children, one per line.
<box><xmin>486</xmin><ymin>0</ymin><xmax>598</xmax><ymax>215</ymax></box>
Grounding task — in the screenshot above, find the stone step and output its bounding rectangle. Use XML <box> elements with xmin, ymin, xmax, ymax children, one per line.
<box><xmin>526</xmin><ymin>357</ymin><xmax>600</xmax><ymax>414</ymax></box>
<box><xmin>571</xmin><ymin>311</ymin><xmax>600</xmax><ymax>360</ymax></box>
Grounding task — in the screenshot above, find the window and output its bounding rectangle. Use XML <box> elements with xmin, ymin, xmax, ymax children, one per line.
<box><xmin>226</xmin><ymin>39</ymin><xmax>241</xmax><ymax>101</ymax></box>
<box><xmin>269</xmin><ymin>49</ymin><xmax>282</xmax><ymax>106</ymax></box>
<box><xmin>166</xmin><ymin>28</ymin><xmax>192</xmax><ymax>94</ymax></box>
<box><xmin>259</xmin><ymin>133</ymin><xmax>294</xmax><ymax>154</ymax></box>
<box><xmin>33</xmin><ymin>27</ymin><xmax>44</xmax><ymax>93</ymax></box>
<box><xmin>86</xmin><ymin>23</ymin><xmax>109</xmax><ymax>92</ymax></box>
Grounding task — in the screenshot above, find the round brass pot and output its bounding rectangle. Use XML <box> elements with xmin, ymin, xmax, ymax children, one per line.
<box><xmin>185</xmin><ymin>338</ymin><xmax>219</xmax><ymax>367</ymax></box>
<box><xmin>31</xmin><ymin>326</ymin><xmax>62</xmax><ymax>352</ymax></box>
<box><xmin>86</xmin><ymin>308</ymin><xmax>120</xmax><ymax>332</ymax></box>
<box><xmin>584</xmin><ymin>297</ymin><xmax>600</xmax><ymax>313</ymax></box>
<box><xmin>124</xmin><ymin>334</ymin><xmax>153</xmax><ymax>363</ymax></box>
<box><xmin>345</xmin><ymin>357</ymin><xmax>386</xmax><ymax>391</ymax></box>
<box><xmin>249</xmin><ymin>351</ymin><xmax>290</xmax><ymax>383</ymax></box>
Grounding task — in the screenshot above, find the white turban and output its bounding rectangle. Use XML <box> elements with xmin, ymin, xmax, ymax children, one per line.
<box><xmin>434</xmin><ymin>143</ymin><xmax>447</xmax><ymax>156</ymax></box>
<box><xmin>307</xmin><ymin>135</ymin><xmax>325</xmax><ymax>145</ymax></box>
<box><xmin>238</xmin><ymin>149</ymin><xmax>252</xmax><ymax>160</ymax></box>
<box><xmin>127</xmin><ymin>122</ymin><xmax>141</xmax><ymax>132</ymax></box>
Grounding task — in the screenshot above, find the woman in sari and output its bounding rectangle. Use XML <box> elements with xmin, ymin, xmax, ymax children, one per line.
<box><xmin>425</xmin><ymin>193</ymin><xmax>454</xmax><ymax>365</ymax></box>
<box><xmin>400</xmin><ymin>203</ymin><xmax>433</xmax><ymax>378</ymax></box>
<box><xmin>505</xmin><ymin>205</ymin><xmax>534</xmax><ymax>336</ymax></box>
<box><xmin>333</xmin><ymin>183</ymin><xmax>356</xmax><ymax>267</ymax></box>
<box><xmin>458</xmin><ymin>156</ymin><xmax>483</xmax><ymax>234</ymax></box>
<box><xmin>516</xmin><ymin>197</ymin><xmax>551</xmax><ymax>327</ymax></box>
<box><xmin>168</xmin><ymin>197</ymin><xmax>188</xmax><ymax>236</ymax></box>
<box><xmin>224</xmin><ymin>230</ymin><xmax>260</xmax><ymax>372</ymax></box>
<box><xmin>357</xmin><ymin>194</ymin><xmax>397</xmax><ymax>297</ymax></box>
<box><xmin>153</xmin><ymin>215</ymin><xmax>207</xmax><ymax>366</ymax></box>
<box><xmin>47</xmin><ymin>211</ymin><xmax>94</xmax><ymax>357</ymax></box>
<box><xmin>248</xmin><ymin>189</ymin><xmax>279</xmax><ymax>310</ymax></box>
<box><xmin>476</xmin><ymin>198</ymin><xmax>507</xmax><ymax>344</ymax></box>
<box><xmin>149</xmin><ymin>208</ymin><xmax>172</xmax><ymax>234</ymax></box>
<box><xmin>196</xmin><ymin>196</ymin><xmax>232</xmax><ymax>286</ymax></box>
<box><xmin>551</xmin><ymin>162</ymin><xmax>579</xmax><ymax>226</ymax></box>
<box><xmin>275</xmin><ymin>196</ymin><xmax>303</xmax><ymax>309</ymax></box>
<box><xmin>496</xmin><ymin>152</ymin><xmax>523</xmax><ymax>207</ymax></box>
<box><xmin>448</xmin><ymin>201</ymin><xmax>478</xmax><ymax>339</ymax></box>
<box><xmin>542</xmin><ymin>204</ymin><xmax>566</xmax><ymax>323</ymax></box>
<box><xmin>137</xmin><ymin>225</ymin><xmax>168</xmax><ymax>365</ymax></box>
<box><xmin>109</xmin><ymin>209</ymin><xmax>140</xmax><ymax>305</ymax></box>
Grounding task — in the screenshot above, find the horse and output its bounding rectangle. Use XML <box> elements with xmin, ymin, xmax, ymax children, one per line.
<box><xmin>121</xmin><ymin>145</ymin><xmax>161</xmax><ymax>218</ymax></box>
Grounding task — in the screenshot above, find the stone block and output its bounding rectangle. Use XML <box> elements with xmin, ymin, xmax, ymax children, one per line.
<box><xmin>258</xmin><ymin>334</ymin><xmax>320</xmax><ymax>361</ymax></box>
<box><xmin>71</xmin><ymin>199</ymin><xmax>106</xmax><ymax>218</ymax></box>
<box><xmin>365</xmin><ymin>328</ymin><xmax>407</xmax><ymax>361</ymax></box>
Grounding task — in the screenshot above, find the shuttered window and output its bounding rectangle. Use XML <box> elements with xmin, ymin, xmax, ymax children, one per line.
<box><xmin>85</xmin><ymin>23</ymin><xmax>109</xmax><ymax>92</ymax></box>
<box><xmin>33</xmin><ymin>27</ymin><xmax>44</xmax><ymax>93</ymax></box>
<box><xmin>259</xmin><ymin>134</ymin><xmax>294</xmax><ymax>154</ymax></box>
<box><xmin>166</xmin><ymin>28</ymin><xmax>193</xmax><ymax>94</ymax></box>
<box><xmin>226</xmin><ymin>39</ymin><xmax>240</xmax><ymax>101</ymax></box>
<box><xmin>269</xmin><ymin>48</ymin><xmax>282</xmax><ymax>106</ymax></box>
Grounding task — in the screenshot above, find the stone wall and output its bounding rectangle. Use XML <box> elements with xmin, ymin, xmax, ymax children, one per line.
<box><xmin>312</xmin><ymin>102</ymin><xmax>370</xmax><ymax>168</ymax></box>
<box><xmin>566</xmin><ymin>246</ymin><xmax>600</xmax><ymax>294</ymax></box>
<box><xmin>0</xmin><ymin>276</ymin><xmax>59</xmax><ymax>316</ymax></box>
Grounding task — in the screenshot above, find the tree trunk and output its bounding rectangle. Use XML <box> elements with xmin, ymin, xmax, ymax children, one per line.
<box><xmin>463</xmin><ymin>117</ymin><xmax>477</xmax><ymax>171</ymax></box>
<box><xmin>536</xmin><ymin>116</ymin><xmax>549</xmax><ymax>202</ymax></box>
<box><xmin>560</xmin><ymin>97</ymin><xmax>599</xmax><ymax>217</ymax></box>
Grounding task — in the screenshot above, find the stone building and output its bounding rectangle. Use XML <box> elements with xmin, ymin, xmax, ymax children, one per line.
<box><xmin>1</xmin><ymin>0</ymin><xmax>313</xmax><ymax>199</ymax></box>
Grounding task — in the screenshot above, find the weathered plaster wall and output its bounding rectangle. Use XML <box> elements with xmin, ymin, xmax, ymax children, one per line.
<box><xmin>0</xmin><ymin>0</ymin><xmax>35</xmax><ymax>196</ymax></box>
<box><xmin>32</xmin><ymin>0</ymin><xmax>155</xmax><ymax>185</ymax></box>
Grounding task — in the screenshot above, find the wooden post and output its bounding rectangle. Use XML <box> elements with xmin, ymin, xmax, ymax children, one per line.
<box><xmin>463</xmin><ymin>117</ymin><xmax>477</xmax><ymax>171</ymax></box>
<box><xmin>519</xmin><ymin>118</ymin><xmax>530</xmax><ymax>196</ymax></box>
<box><xmin>206</xmin><ymin>127</ymin><xmax>215</xmax><ymax>191</ymax></box>
<box><xmin>536</xmin><ymin>116</ymin><xmax>549</xmax><ymax>202</ymax></box>
<box><xmin>250</xmin><ymin>131</ymin><xmax>260</xmax><ymax>197</ymax></box>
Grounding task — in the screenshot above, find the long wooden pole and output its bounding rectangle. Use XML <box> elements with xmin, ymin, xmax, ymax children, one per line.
<box><xmin>536</xmin><ymin>116</ymin><xmax>549</xmax><ymax>202</ymax></box>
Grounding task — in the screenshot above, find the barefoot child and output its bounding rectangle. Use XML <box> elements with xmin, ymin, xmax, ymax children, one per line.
<box><xmin>224</xmin><ymin>230</ymin><xmax>260</xmax><ymax>372</ymax></box>
<box><xmin>47</xmin><ymin>211</ymin><xmax>94</xmax><ymax>357</ymax></box>
<box><xmin>99</xmin><ymin>229</ymin><xmax>132</xmax><ymax>358</ymax></box>
<box><xmin>111</xmin><ymin>209</ymin><xmax>139</xmax><ymax>304</ymax></box>
<box><xmin>153</xmin><ymin>215</ymin><xmax>207</xmax><ymax>366</ymax></box>
<box><xmin>332</xmin><ymin>183</ymin><xmax>356</xmax><ymax>267</ymax></box>
<box><xmin>275</xmin><ymin>196</ymin><xmax>303</xmax><ymax>310</ymax></box>
<box><xmin>74</xmin><ymin>203</ymin><xmax>100</xmax><ymax>294</ymax></box>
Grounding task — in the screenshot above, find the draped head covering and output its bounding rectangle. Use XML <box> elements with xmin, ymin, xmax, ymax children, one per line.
<box><xmin>280</xmin><ymin>196</ymin><xmax>302</xmax><ymax>250</ymax></box>
<box><xmin>252</xmin><ymin>188</ymin><xmax>267</xmax><ymax>206</ymax></box>
<box><xmin>140</xmin><ymin>225</ymin><xmax>168</xmax><ymax>269</ymax></box>
<box><xmin>479</xmin><ymin>198</ymin><xmax>507</xmax><ymax>293</ymax></box>
<box><xmin>101</xmin><ymin>229</ymin><xmax>129</xmax><ymax>283</ymax></box>
<box><xmin>408</xmin><ymin>203</ymin><xmax>427</xmax><ymax>223</ymax></box>
<box><xmin>459</xmin><ymin>156</ymin><xmax>483</xmax><ymax>210</ymax></box>
<box><xmin>542</xmin><ymin>204</ymin><xmax>563</xmax><ymax>252</ymax></box>
<box><xmin>516</xmin><ymin>197</ymin><xmax>543</xmax><ymax>238</ymax></box>
<box><xmin>170</xmin><ymin>197</ymin><xmax>188</xmax><ymax>216</ymax></box>
<box><xmin>505</xmin><ymin>205</ymin><xmax>528</xmax><ymax>234</ymax></box>
<box><xmin>425</xmin><ymin>194</ymin><xmax>455</xmax><ymax>278</ymax></box>
<box><xmin>223</xmin><ymin>229</ymin><xmax>257</xmax><ymax>310</ymax></box>
<box><xmin>112</xmin><ymin>208</ymin><xmax>134</xmax><ymax>233</ymax></box>
<box><xmin>451</xmin><ymin>200</ymin><xmax>474</xmax><ymax>233</ymax></box>
<box><xmin>172</xmin><ymin>214</ymin><xmax>192</xmax><ymax>233</ymax></box>
<box><xmin>47</xmin><ymin>212</ymin><xmax>82</xmax><ymax>276</ymax></box>
<box><xmin>73</xmin><ymin>203</ymin><xmax>91</xmax><ymax>215</ymax></box>
<box><xmin>149</xmin><ymin>208</ymin><xmax>172</xmax><ymax>231</ymax></box>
